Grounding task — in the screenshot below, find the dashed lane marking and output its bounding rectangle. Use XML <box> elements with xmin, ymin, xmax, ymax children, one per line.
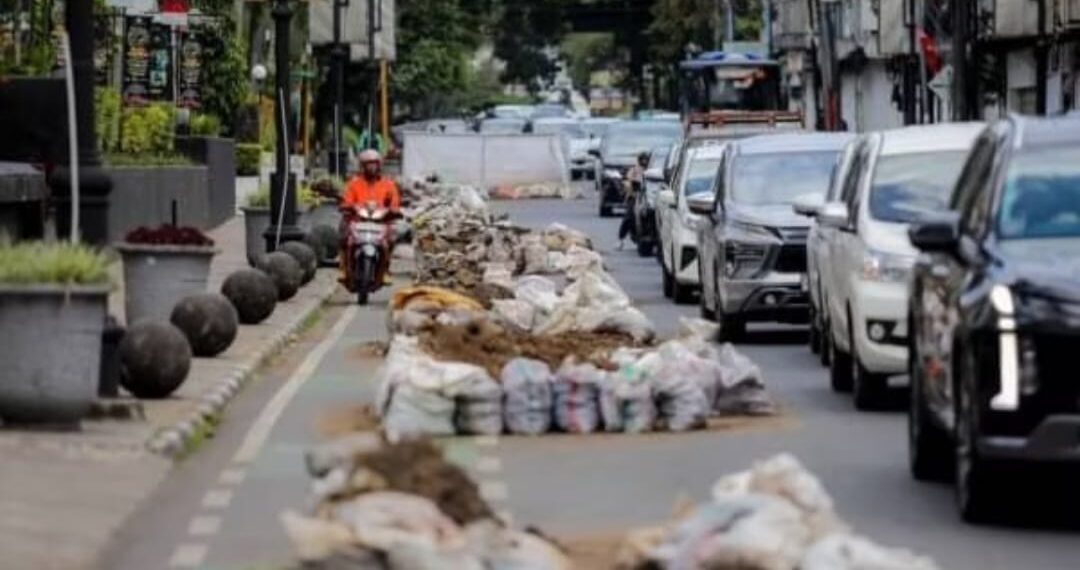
<box><xmin>201</xmin><ymin>489</ymin><xmax>233</xmax><ymax>510</ymax></box>
<box><xmin>218</xmin><ymin>468</ymin><xmax>246</xmax><ymax>486</ymax></box>
<box><xmin>187</xmin><ymin>515</ymin><xmax>222</xmax><ymax>537</ymax></box>
<box><xmin>233</xmin><ymin>306</ymin><xmax>358</xmax><ymax>465</ymax></box>
<box><xmin>168</xmin><ymin>543</ymin><xmax>208</xmax><ymax>568</ymax></box>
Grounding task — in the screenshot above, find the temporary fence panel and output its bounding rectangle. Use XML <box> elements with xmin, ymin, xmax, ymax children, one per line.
<box><xmin>403</xmin><ymin>132</ymin><xmax>569</xmax><ymax>188</ymax></box>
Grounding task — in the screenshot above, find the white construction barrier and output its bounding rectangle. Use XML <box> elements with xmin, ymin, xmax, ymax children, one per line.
<box><xmin>403</xmin><ymin>132</ymin><xmax>569</xmax><ymax>188</ymax></box>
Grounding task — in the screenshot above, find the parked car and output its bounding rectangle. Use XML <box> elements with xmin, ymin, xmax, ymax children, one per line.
<box><xmin>906</xmin><ymin>115</ymin><xmax>1080</xmax><ymax>522</ymax></box>
<box><xmin>816</xmin><ymin>123</ymin><xmax>983</xmax><ymax>410</ymax></box>
<box><xmin>491</xmin><ymin>104</ymin><xmax>534</xmax><ymax>119</ymax></box>
<box><xmin>479</xmin><ymin>117</ymin><xmax>528</xmax><ymax>134</ymax></box>
<box><xmin>793</xmin><ymin>138</ymin><xmax>863</xmax><ymax>366</ymax></box>
<box><xmin>690</xmin><ymin>132</ymin><xmax>853</xmax><ymax>338</ymax></box>
<box><xmin>531</xmin><ymin>103</ymin><xmax>573</xmax><ymax>120</ymax></box>
<box><xmin>630</xmin><ymin>145</ymin><xmax>672</xmax><ymax>257</ymax></box>
<box><xmin>531</xmin><ymin>117</ymin><xmax>593</xmax><ymax>180</ymax></box>
<box><xmin>594</xmin><ymin>120</ymin><xmax>682</xmax><ymax>217</ymax></box>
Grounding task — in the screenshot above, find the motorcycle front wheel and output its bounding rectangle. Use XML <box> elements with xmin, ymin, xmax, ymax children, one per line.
<box><xmin>355</xmin><ymin>254</ymin><xmax>375</xmax><ymax>305</ymax></box>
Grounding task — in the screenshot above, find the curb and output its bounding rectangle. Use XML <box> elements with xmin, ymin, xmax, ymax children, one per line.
<box><xmin>145</xmin><ymin>276</ymin><xmax>339</xmax><ymax>459</ymax></box>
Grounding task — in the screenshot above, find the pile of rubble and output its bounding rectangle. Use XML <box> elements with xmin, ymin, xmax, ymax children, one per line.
<box><xmin>615</xmin><ymin>454</ymin><xmax>941</xmax><ymax>570</ymax></box>
<box><xmin>281</xmin><ymin>437</ymin><xmax>572</xmax><ymax>569</ymax></box>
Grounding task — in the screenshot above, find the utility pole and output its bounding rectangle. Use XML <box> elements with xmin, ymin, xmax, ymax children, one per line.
<box><xmin>264</xmin><ymin>0</ymin><xmax>304</xmax><ymax>253</ymax></box>
<box><xmin>1035</xmin><ymin>0</ymin><xmax>1048</xmax><ymax>115</ymax></box>
<box><xmin>725</xmin><ymin>0</ymin><xmax>736</xmax><ymax>44</ymax></box>
<box><xmin>366</xmin><ymin>0</ymin><xmax>378</xmax><ymax>150</ymax></box>
<box><xmin>331</xmin><ymin>0</ymin><xmax>349</xmax><ymax>177</ymax></box>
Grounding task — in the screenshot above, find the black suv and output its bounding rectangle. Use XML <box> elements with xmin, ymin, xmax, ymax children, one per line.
<box><xmin>593</xmin><ymin>121</ymin><xmax>682</xmax><ymax>217</ymax></box>
<box><xmin>907</xmin><ymin>115</ymin><xmax>1080</xmax><ymax>523</ymax></box>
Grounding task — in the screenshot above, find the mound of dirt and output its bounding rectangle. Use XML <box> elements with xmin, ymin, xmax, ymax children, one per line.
<box><xmin>419</xmin><ymin>320</ymin><xmax>637</xmax><ymax>378</ymax></box>
<box><xmin>352</xmin><ymin>440</ymin><xmax>493</xmax><ymax>524</ymax></box>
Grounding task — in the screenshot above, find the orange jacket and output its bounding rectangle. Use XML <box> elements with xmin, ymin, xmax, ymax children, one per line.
<box><xmin>343</xmin><ymin>175</ymin><xmax>400</xmax><ymax>211</ymax></box>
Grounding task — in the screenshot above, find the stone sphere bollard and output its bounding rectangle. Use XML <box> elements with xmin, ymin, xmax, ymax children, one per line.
<box><xmin>280</xmin><ymin>241</ymin><xmax>318</xmax><ymax>284</ymax></box>
<box><xmin>119</xmin><ymin>322</ymin><xmax>192</xmax><ymax>399</ymax></box>
<box><xmin>170</xmin><ymin>293</ymin><xmax>239</xmax><ymax>357</ymax></box>
<box><xmin>221</xmin><ymin>269</ymin><xmax>278</xmax><ymax>325</ymax></box>
<box><xmin>259</xmin><ymin>251</ymin><xmax>303</xmax><ymax>301</ymax></box>
<box><xmin>306</xmin><ymin>224</ymin><xmax>339</xmax><ymax>264</ymax></box>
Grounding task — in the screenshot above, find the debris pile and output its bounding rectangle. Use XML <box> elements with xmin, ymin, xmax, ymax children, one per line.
<box><xmin>615</xmin><ymin>454</ymin><xmax>942</xmax><ymax>570</ymax></box>
<box><xmin>282</xmin><ymin>437</ymin><xmax>572</xmax><ymax>569</ymax></box>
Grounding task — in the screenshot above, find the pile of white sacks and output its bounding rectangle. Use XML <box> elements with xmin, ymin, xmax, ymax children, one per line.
<box><xmin>618</xmin><ymin>454</ymin><xmax>942</xmax><ymax>570</ymax></box>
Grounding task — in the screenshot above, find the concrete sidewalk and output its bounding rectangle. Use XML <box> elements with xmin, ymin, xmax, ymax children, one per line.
<box><xmin>0</xmin><ymin>216</ymin><xmax>338</xmax><ymax>570</ymax></box>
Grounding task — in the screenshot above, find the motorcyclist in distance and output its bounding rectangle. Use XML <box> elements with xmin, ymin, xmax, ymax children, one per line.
<box><xmin>340</xmin><ymin>149</ymin><xmax>400</xmax><ymax>285</ymax></box>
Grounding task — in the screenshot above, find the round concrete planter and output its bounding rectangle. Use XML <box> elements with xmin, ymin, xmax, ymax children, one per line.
<box><xmin>0</xmin><ymin>285</ymin><xmax>108</xmax><ymax>424</ymax></box>
<box><xmin>116</xmin><ymin>243</ymin><xmax>216</xmax><ymax>326</ymax></box>
<box><xmin>241</xmin><ymin>206</ymin><xmax>271</xmax><ymax>267</ymax></box>
<box><xmin>303</xmin><ymin>203</ymin><xmax>341</xmax><ymax>230</ymax></box>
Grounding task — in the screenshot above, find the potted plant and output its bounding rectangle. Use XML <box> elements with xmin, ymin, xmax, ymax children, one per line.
<box><xmin>242</xmin><ymin>187</ymin><xmax>271</xmax><ymax>267</ymax></box>
<box><xmin>0</xmin><ymin>241</ymin><xmax>111</xmax><ymax>425</ymax></box>
<box><xmin>304</xmin><ymin>176</ymin><xmax>344</xmax><ymax>228</ymax></box>
<box><xmin>115</xmin><ymin>225</ymin><xmax>217</xmax><ymax>326</ymax></box>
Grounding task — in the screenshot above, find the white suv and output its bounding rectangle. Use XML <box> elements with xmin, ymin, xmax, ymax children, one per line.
<box><xmin>657</xmin><ymin>144</ymin><xmax>727</xmax><ymax>303</ymax></box>
<box><xmin>817</xmin><ymin>123</ymin><xmax>983</xmax><ymax>410</ymax></box>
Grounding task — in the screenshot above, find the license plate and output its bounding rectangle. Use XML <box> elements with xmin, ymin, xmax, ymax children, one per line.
<box><xmin>356</xmin><ymin>222</ymin><xmax>382</xmax><ymax>232</ymax></box>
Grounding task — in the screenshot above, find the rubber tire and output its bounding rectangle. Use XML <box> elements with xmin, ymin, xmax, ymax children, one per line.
<box><xmin>355</xmin><ymin>255</ymin><xmax>373</xmax><ymax>305</ymax></box>
<box><xmin>662</xmin><ymin>263</ymin><xmax>674</xmax><ymax>299</ymax></box>
<box><xmin>909</xmin><ymin>347</ymin><xmax>953</xmax><ymax>482</ymax></box>
<box><xmin>809</xmin><ymin>308</ymin><xmax>822</xmax><ymax>356</ymax></box>
<box><xmin>820</xmin><ymin>316</ymin><xmax>832</xmax><ymax>367</ymax></box>
<box><xmin>954</xmin><ymin>350</ymin><xmax>1010</xmax><ymax>524</ymax></box>
<box><xmin>717</xmin><ymin>312</ymin><xmax>745</xmax><ymax>342</ymax></box>
<box><xmin>851</xmin><ymin>324</ymin><xmax>889</xmax><ymax>411</ymax></box>
<box><xmin>829</xmin><ymin>328</ymin><xmax>854</xmax><ymax>393</ymax></box>
<box><xmin>672</xmin><ymin>279</ymin><xmax>694</xmax><ymax>305</ymax></box>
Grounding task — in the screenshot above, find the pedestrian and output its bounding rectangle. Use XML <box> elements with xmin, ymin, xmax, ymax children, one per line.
<box><xmin>618</xmin><ymin>152</ymin><xmax>650</xmax><ymax>250</ymax></box>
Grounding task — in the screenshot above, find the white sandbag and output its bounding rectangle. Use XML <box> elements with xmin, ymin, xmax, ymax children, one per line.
<box><xmin>457</xmin><ymin>187</ymin><xmax>489</xmax><ymax>212</ymax></box>
<box><xmin>597</xmin><ymin>373</ymin><xmax>623</xmax><ymax>432</ymax></box>
<box><xmin>380</xmin><ymin>351</ymin><xmax>495</xmax><ymax>440</ymax></box>
<box><xmin>543</xmin><ymin>223</ymin><xmax>592</xmax><ymax>252</ymax></box>
<box><xmin>563</xmin><ymin>245</ymin><xmax>605</xmax><ymax>280</ymax></box>
<box><xmin>483</xmin><ymin>264</ymin><xmax>516</xmax><ymax>291</ymax></box>
<box><xmin>547</xmin><ymin>251</ymin><xmax>568</xmax><ymax>273</ymax></box>
<box><xmin>579</xmin><ymin>306</ymin><xmax>656</xmax><ymax>343</ymax></box>
<box><xmin>552</xmin><ymin>361</ymin><xmax>604</xmax><ymax>434</ymax></box>
<box><xmin>654</xmin><ymin>340</ymin><xmax>727</xmax><ymax>408</ymax></box>
<box><xmin>374</xmin><ymin>336</ymin><xmax>424</xmax><ymax>415</ymax></box>
<box><xmin>560</xmin><ymin>270</ymin><xmax>629</xmax><ymax>310</ymax></box>
<box><xmin>465</xmin><ymin>519</ymin><xmax>575</xmax><ymax>570</ymax></box>
<box><xmin>653</xmin><ymin>366</ymin><xmax>709</xmax><ymax>432</ymax></box>
<box><xmin>714</xmin><ymin>343</ymin><xmax>776</xmax><ymax>416</ymax></box>
<box><xmin>491</xmin><ymin>299</ymin><xmax>537</xmax><ymax>332</ymax></box>
<box><xmin>501</xmin><ymin>358</ymin><xmax>555</xmax><ymax>435</ymax></box>
<box><xmin>514</xmin><ymin>275</ymin><xmax>561</xmax><ymax>315</ymax></box>
<box><xmin>650</xmin><ymin>495</ymin><xmax>812</xmax><ymax>570</ymax></box>
<box><xmin>451</xmin><ymin>373</ymin><xmax>504</xmax><ymax>436</ymax></box>
<box><xmin>383</xmin><ymin>384</ymin><xmax>457</xmax><ymax>441</ymax></box>
<box><xmin>607</xmin><ymin>362</ymin><xmax>656</xmax><ymax>433</ymax></box>
<box><xmin>801</xmin><ymin>533</ymin><xmax>941</xmax><ymax>570</ymax></box>
<box><xmin>522</xmin><ymin>241</ymin><xmax>552</xmax><ymax>275</ymax></box>
<box><xmin>678</xmin><ymin>316</ymin><xmax>720</xmax><ymax>340</ymax></box>
<box><xmin>280</xmin><ymin>510</ymin><xmax>355</xmax><ymax>563</ymax></box>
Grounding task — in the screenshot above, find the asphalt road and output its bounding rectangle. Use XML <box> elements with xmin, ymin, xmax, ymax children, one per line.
<box><xmin>103</xmin><ymin>195</ymin><xmax>1080</xmax><ymax>570</ymax></box>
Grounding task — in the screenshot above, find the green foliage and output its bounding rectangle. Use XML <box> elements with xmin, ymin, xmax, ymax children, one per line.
<box><xmin>492</xmin><ymin>0</ymin><xmax>567</xmax><ymax>93</ymax></box>
<box><xmin>236</xmin><ymin>143</ymin><xmax>262</xmax><ymax>176</ymax></box>
<box><xmin>648</xmin><ymin>0</ymin><xmax>764</xmax><ymax>65</ymax></box>
<box><xmin>120</xmin><ymin>104</ymin><xmax>176</xmax><ymax>155</ymax></box>
<box><xmin>561</xmin><ymin>33</ymin><xmax>621</xmax><ymax>94</ymax></box>
<box><xmin>200</xmin><ymin>29</ymin><xmax>250</xmax><ymax>138</ymax></box>
<box><xmin>298</xmin><ymin>185</ymin><xmax>320</xmax><ymax>209</ymax></box>
<box><xmin>190</xmin><ymin>113</ymin><xmax>223</xmax><ymax>137</ymax></box>
<box><xmin>246</xmin><ymin>187</ymin><xmax>270</xmax><ymax>208</ymax></box>
<box><xmin>0</xmin><ymin>241</ymin><xmax>111</xmax><ymax>286</ymax></box>
<box><xmin>0</xmin><ymin>1</ymin><xmax>57</xmax><ymax>77</ymax></box>
<box><xmin>95</xmin><ymin>87</ymin><xmax>122</xmax><ymax>153</ymax></box>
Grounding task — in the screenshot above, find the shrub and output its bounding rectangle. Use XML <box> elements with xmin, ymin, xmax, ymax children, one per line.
<box><xmin>189</xmin><ymin>113</ymin><xmax>222</xmax><ymax>137</ymax></box>
<box><xmin>120</xmin><ymin>104</ymin><xmax>175</xmax><ymax>155</ymax></box>
<box><xmin>298</xmin><ymin>184</ymin><xmax>320</xmax><ymax>209</ymax></box>
<box><xmin>124</xmin><ymin>225</ymin><xmax>215</xmax><ymax>247</ymax></box>
<box><xmin>246</xmin><ymin>187</ymin><xmax>271</xmax><ymax>208</ymax></box>
<box><xmin>311</xmin><ymin>176</ymin><xmax>344</xmax><ymax>199</ymax></box>
<box><xmin>236</xmin><ymin>142</ymin><xmax>262</xmax><ymax>176</ymax></box>
<box><xmin>95</xmin><ymin>87</ymin><xmax>122</xmax><ymax>153</ymax></box>
<box><xmin>0</xmin><ymin>241</ymin><xmax>110</xmax><ymax>285</ymax></box>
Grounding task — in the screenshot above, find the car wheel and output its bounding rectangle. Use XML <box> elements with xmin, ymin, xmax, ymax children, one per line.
<box><xmin>809</xmin><ymin>307</ymin><xmax>822</xmax><ymax>356</ymax></box>
<box><xmin>717</xmin><ymin>311</ymin><xmax>745</xmax><ymax>342</ymax></box>
<box><xmin>851</xmin><ymin>324</ymin><xmax>888</xmax><ymax>411</ymax></box>
<box><xmin>909</xmin><ymin>341</ymin><xmax>953</xmax><ymax>482</ymax></box>
<box><xmin>954</xmin><ymin>349</ymin><xmax>1011</xmax><ymax>524</ymax></box>
<box><xmin>829</xmin><ymin>326</ymin><xmax>853</xmax><ymax>393</ymax></box>
<box><xmin>820</xmin><ymin>315</ymin><xmax>832</xmax><ymax>367</ymax></box>
<box><xmin>662</xmin><ymin>263</ymin><xmax>674</xmax><ymax>299</ymax></box>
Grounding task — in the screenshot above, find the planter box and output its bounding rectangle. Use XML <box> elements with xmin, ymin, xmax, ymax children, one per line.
<box><xmin>176</xmin><ymin>136</ymin><xmax>237</xmax><ymax>227</ymax></box>
<box><xmin>116</xmin><ymin>243</ymin><xmax>216</xmax><ymax>325</ymax></box>
<box><xmin>236</xmin><ymin>176</ymin><xmax>260</xmax><ymax>213</ymax></box>
<box><xmin>105</xmin><ymin>166</ymin><xmax>210</xmax><ymax>242</ymax></box>
<box><xmin>0</xmin><ymin>285</ymin><xmax>108</xmax><ymax>424</ymax></box>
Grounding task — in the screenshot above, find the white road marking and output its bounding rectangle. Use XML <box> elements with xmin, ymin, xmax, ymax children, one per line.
<box><xmin>479</xmin><ymin>481</ymin><xmax>509</xmax><ymax>502</ymax></box>
<box><xmin>218</xmin><ymin>467</ymin><xmax>246</xmax><ymax>486</ymax></box>
<box><xmin>201</xmin><ymin>489</ymin><xmax>233</xmax><ymax>510</ymax></box>
<box><xmin>187</xmin><ymin>515</ymin><xmax>222</xmax><ymax>537</ymax></box>
<box><xmin>168</xmin><ymin>543</ymin><xmax>207</xmax><ymax>568</ymax></box>
<box><xmin>474</xmin><ymin>435</ymin><xmax>500</xmax><ymax>447</ymax></box>
<box><xmin>233</xmin><ymin>306</ymin><xmax>358</xmax><ymax>464</ymax></box>
<box><xmin>476</xmin><ymin>456</ymin><xmax>502</xmax><ymax>474</ymax></box>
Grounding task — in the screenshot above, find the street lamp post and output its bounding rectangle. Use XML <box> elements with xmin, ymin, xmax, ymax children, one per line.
<box><xmin>50</xmin><ymin>0</ymin><xmax>112</xmax><ymax>244</ymax></box>
<box><xmin>263</xmin><ymin>0</ymin><xmax>305</xmax><ymax>253</ymax></box>
<box><xmin>331</xmin><ymin>0</ymin><xmax>349</xmax><ymax>177</ymax></box>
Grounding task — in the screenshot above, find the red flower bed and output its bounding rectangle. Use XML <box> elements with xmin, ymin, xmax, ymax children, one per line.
<box><xmin>125</xmin><ymin>225</ymin><xmax>215</xmax><ymax>247</ymax></box>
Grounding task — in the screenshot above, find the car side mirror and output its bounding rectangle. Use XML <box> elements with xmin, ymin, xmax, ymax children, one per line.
<box><xmin>658</xmin><ymin>189</ymin><xmax>676</xmax><ymax>208</ymax></box>
<box><xmin>645</xmin><ymin>167</ymin><xmax>664</xmax><ymax>183</ymax></box>
<box><xmin>818</xmin><ymin>202</ymin><xmax>850</xmax><ymax>229</ymax></box>
<box><xmin>686</xmin><ymin>193</ymin><xmax>715</xmax><ymax>216</ymax></box>
<box><xmin>792</xmin><ymin>193</ymin><xmax>824</xmax><ymax>218</ymax></box>
<box><xmin>909</xmin><ymin>217</ymin><xmax>960</xmax><ymax>253</ymax></box>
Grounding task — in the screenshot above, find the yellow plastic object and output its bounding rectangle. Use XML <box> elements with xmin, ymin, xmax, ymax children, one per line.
<box><xmin>391</xmin><ymin>286</ymin><xmax>485</xmax><ymax>312</ymax></box>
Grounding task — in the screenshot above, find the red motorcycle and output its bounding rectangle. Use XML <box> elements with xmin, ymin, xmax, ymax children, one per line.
<box><xmin>340</xmin><ymin>202</ymin><xmax>399</xmax><ymax>304</ymax></box>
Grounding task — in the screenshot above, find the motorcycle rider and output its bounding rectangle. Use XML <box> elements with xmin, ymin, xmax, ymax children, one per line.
<box><xmin>340</xmin><ymin>149</ymin><xmax>401</xmax><ymax>285</ymax></box>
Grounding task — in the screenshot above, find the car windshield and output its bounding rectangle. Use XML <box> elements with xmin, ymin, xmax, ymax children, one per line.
<box><xmin>869</xmin><ymin>151</ymin><xmax>967</xmax><ymax>223</ymax></box>
<box><xmin>533</xmin><ymin>122</ymin><xmax>585</xmax><ymax>138</ymax></box>
<box><xmin>683</xmin><ymin>157</ymin><xmax>721</xmax><ymax>196</ymax></box>
<box><xmin>998</xmin><ymin>145</ymin><xmax>1080</xmax><ymax>240</ymax></box>
<box><xmin>648</xmin><ymin>146</ymin><xmax>671</xmax><ymax>169</ymax></box>
<box><xmin>603</xmin><ymin>124</ymin><xmax>682</xmax><ymax>157</ymax></box>
<box><xmin>730</xmin><ymin>151</ymin><xmax>838</xmax><ymax>204</ymax></box>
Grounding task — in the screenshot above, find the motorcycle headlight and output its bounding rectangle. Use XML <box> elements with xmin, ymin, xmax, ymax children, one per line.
<box><xmin>603</xmin><ymin>168</ymin><xmax>623</xmax><ymax>180</ymax></box>
<box><xmin>860</xmin><ymin>249</ymin><xmax>914</xmax><ymax>283</ymax></box>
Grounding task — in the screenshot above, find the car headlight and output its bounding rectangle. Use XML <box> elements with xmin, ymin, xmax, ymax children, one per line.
<box><xmin>682</xmin><ymin>212</ymin><xmax>703</xmax><ymax>231</ymax></box>
<box><xmin>603</xmin><ymin>169</ymin><xmax>623</xmax><ymax>180</ymax></box>
<box><xmin>860</xmin><ymin>250</ymin><xmax>914</xmax><ymax>283</ymax></box>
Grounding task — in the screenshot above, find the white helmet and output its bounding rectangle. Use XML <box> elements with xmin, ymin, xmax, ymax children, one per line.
<box><xmin>359</xmin><ymin>149</ymin><xmax>382</xmax><ymax>164</ymax></box>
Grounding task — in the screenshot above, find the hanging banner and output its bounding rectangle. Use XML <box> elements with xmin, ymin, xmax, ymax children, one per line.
<box><xmin>122</xmin><ymin>15</ymin><xmax>174</xmax><ymax>104</ymax></box>
<box><xmin>177</xmin><ymin>26</ymin><xmax>203</xmax><ymax>108</ymax></box>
